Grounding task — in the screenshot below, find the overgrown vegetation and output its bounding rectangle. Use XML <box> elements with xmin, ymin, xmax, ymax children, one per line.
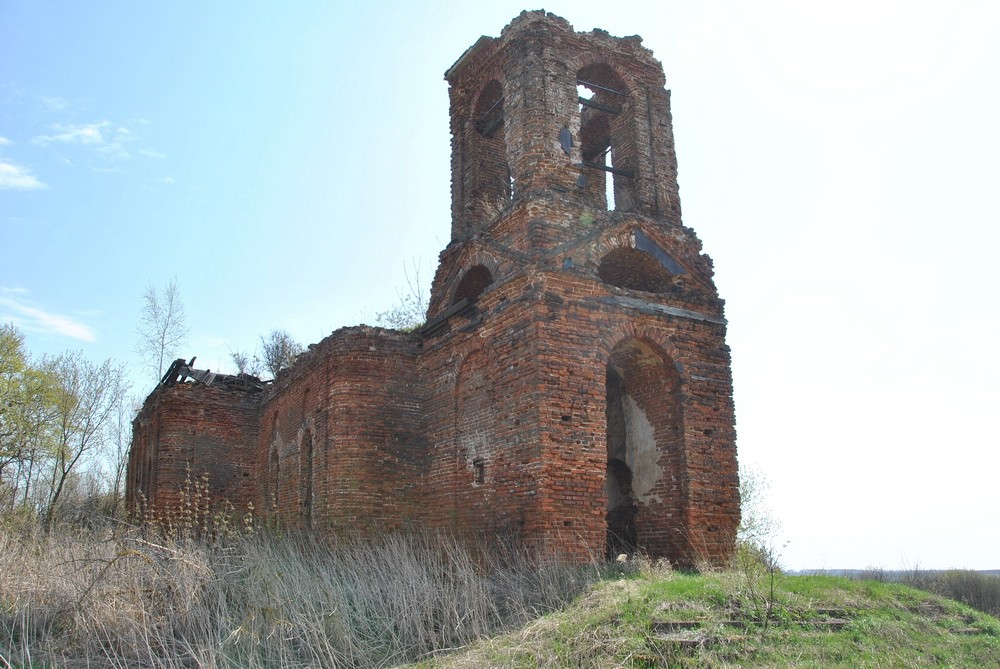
<box><xmin>3</xmin><ymin>518</ymin><xmax>998</xmax><ymax>668</ymax></box>
<box><xmin>0</xmin><ymin>525</ymin><xmax>600</xmax><ymax>668</ymax></box>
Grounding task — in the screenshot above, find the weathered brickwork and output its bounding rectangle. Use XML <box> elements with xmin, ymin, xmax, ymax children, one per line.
<box><xmin>128</xmin><ymin>11</ymin><xmax>740</xmax><ymax>567</ymax></box>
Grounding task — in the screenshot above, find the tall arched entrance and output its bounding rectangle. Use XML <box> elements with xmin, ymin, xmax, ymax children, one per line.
<box><xmin>605</xmin><ymin>338</ymin><xmax>689</xmax><ymax>563</ymax></box>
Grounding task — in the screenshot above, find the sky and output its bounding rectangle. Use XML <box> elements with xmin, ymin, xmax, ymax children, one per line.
<box><xmin>2</xmin><ymin>1</ymin><xmax>998</xmax><ymax>570</ymax></box>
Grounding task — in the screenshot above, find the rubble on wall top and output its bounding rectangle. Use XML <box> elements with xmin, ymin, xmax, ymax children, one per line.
<box><xmin>446</xmin><ymin>10</ymin><xmax>656</xmax><ymax>82</ymax></box>
<box><xmin>159</xmin><ymin>357</ymin><xmax>267</xmax><ymax>392</ymax></box>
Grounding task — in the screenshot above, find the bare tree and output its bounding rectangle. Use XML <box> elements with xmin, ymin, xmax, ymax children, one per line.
<box><xmin>42</xmin><ymin>352</ymin><xmax>129</xmax><ymax>530</ymax></box>
<box><xmin>375</xmin><ymin>258</ymin><xmax>429</xmax><ymax>331</ymax></box>
<box><xmin>260</xmin><ymin>330</ymin><xmax>303</xmax><ymax>378</ymax></box>
<box><xmin>105</xmin><ymin>395</ymin><xmax>139</xmax><ymax>519</ymax></box>
<box><xmin>135</xmin><ymin>277</ymin><xmax>189</xmax><ymax>381</ymax></box>
<box><xmin>229</xmin><ymin>348</ymin><xmax>262</xmax><ymax>377</ymax></box>
<box><xmin>738</xmin><ymin>464</ymin><xmax>780</xmax><ymax>547</ymax></box>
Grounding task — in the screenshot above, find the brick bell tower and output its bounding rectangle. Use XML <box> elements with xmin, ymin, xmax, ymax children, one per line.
<box><xmin>422</xmin><ymin>11</ymin><xmax>739</xmax><ymax>566</ymax></box>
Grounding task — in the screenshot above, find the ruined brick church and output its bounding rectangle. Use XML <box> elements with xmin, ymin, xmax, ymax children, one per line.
<box><xmin>128</xmin><ymin>11</ymin><xmax>740</xmax><ymax>567</ymax></box>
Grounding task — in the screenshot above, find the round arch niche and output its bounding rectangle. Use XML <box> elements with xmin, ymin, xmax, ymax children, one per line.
<box><xmin>453</xmin><ymin>265</ymin><xmax>494</xmax><ymax>304</ymax></box>
<box><xmin>597</xmin><ymin>248</ymin><xmax>674</xmax><ymax>293</ymax></box>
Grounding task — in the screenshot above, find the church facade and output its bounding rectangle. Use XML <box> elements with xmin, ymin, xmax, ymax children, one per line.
<box><xmin>128</xmin><ymin>11</ymin><xmax>740</xmax><ymax>567</ymax></box>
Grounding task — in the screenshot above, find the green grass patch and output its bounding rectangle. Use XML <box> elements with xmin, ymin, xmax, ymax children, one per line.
<box><xmin>417</xmin><ymin>569</ymin><xmax>1000</xmax><ymax>668</ymax></box>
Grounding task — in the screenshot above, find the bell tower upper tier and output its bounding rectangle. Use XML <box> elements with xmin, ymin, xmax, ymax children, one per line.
<box><xmin>444</xmin><ymin>10</ymin><xmax>684</xmax><ymax>244</ymax></box>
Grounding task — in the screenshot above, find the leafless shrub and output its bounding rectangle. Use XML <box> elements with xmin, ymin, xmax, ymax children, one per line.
<box><xmin>375</xmin><ymin>259</ymin><xmax>429</xmax><ymax>332</ymax></box>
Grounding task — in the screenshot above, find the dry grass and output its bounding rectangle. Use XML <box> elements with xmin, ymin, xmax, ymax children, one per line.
<box><xmin>0</xmin><ymin>525</ymin><xmax>599</xmax><ymax>668</ymax></box>
<box><xmin>863</xmin><ymin>567</ymin><xmax>1000</xmax><ymax>618</ymax></box>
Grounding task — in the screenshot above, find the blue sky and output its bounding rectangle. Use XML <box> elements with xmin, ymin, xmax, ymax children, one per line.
<box><xmin>2</xmin><ymin>1</ymin><xmax>998</xmax><ymax>570</ymax></box>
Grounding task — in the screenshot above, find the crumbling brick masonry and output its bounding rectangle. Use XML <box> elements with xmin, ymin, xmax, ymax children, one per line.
<box><xmin>128</xmin><ymin>11</ymin><xmax>740</xmax><ymax>567</ymax></box>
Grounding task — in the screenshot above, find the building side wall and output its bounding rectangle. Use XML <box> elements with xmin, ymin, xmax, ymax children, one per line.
<box><xmin>417</xmin><ymin>275</ymin><xmax>545</xmax><ymax>544</ymax></box>
<box><xmin>258</xmin><ymin>327</ymin><xmax>425</xmax><ymax>533</ymax></box>
<box><xmin>127</xmin><ymin>384</ymin><xmax>259</xmax><ymax>519</ymax></box>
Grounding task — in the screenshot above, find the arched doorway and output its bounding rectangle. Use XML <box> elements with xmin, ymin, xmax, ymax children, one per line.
<box><xmin>605</xmin><ymin>338</ymin><xmax>688</xmax><ymax>562</ymax></box>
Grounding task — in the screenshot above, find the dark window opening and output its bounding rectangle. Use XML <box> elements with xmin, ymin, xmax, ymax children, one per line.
<box><xmin>453</xmin><ymin>265</ymin><xmax>494</xmax><ymax>305</ymax></box>
<box><xmin>473</xmin><ymin>459</ymin><xmax>485</xmax><ymax>485</ymax></box>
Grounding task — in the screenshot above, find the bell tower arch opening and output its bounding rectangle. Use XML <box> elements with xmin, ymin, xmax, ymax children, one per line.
<box><xmin>605</xmin><ymin>338</ymin><xmax>690</xmax><ymax>562</ymax></box>
<box><xmin>469</xmin><ymin>80</ymin><xmax>511</xmax><ymax>226</ymax></box>
<box><xmin>577</xmin><ymin>63</ymin><xmax>637</xmax><ymax>212</ymax></box>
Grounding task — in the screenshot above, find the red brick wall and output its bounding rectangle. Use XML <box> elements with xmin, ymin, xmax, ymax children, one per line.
<box><xmin>129</xmin><ymin>383</ymin><xmax>259</xmax><ymax>519</ymax></box>
<box><xmin>257</xmin><ymin>327</ymin><xmax>425</xmax><ymax>533</ymax></box>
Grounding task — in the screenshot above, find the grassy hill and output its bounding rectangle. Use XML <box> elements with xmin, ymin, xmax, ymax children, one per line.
<box><xmin>412</xmin><ymin>566</ymin><xmax>1000</xmax><ymax>668</ymax></box>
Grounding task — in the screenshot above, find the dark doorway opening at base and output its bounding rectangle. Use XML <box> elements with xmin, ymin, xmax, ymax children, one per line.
<box><xmin>605</xmin><ymin>366</ymin><xmax>638</xmax><ymax>559</ymax></box>
<box><xmin>606</xmin><ymin>456</ymin><xmax>637</xmax><ymax>559</ymax></box>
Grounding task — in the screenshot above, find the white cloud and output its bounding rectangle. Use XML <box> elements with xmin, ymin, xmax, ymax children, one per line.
<box><xmin>0</xmin><ymin>290</ymin><xmax>96</xmax><ymax>342</ymax></box>
<box><xmin>0</xmin><ymin>161</ymin><xmax>46</xmax><ymax>190</ymax></box>
<box><xmin>32</xmin><ymin>121</ymin><xmax>149</xmax><ymax>163</ymax></box>
<box><xmin>139</xmin><ymin>149</ymin><xmax>167</xmax><ymax>159</ymax></box>
<box><xmin>154</xmin><ymin>176</ymin><xmax>175</xmax><ymax>184</ymax></box>
<box><xmin>0</xmin><ymin>137</ymin><xmax>12</xmax><ymax>145</ymax></box>
<box><xmin>34</xmin><ymin>121</ymin><xmax>110</xmax><ymax>145</ymax></box>
<box><xmin>40</xmin><ymin>96</ymin><xmax>70</xmax><ymax>111</ymax></box>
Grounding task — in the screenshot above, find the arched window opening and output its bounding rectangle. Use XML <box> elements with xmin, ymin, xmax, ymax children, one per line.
<box><xmin>577</xmin><ymin>65</ymin><xmax>636</xmax><ymax>212</ymax></box>
<box><xmin>300</xmin><ymin>429</ymin><xmax>314</xmax><ymax>528</ymax></box>
<box><xmin>453</xmin><ymin>265</ymin><xmax>494</xmax><ymax>305</ymax></box>
<box><xmin>598</xmin><ymin>248</ymin><xmax>674</xmax><ymax>293</ymax></box>
<box><xmin>470</xmin><ymin>80</ymin><xmax>512</xmax><ymax>223</ymax></box>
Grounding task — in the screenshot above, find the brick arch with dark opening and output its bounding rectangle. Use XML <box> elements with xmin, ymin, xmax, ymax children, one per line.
<box><xmin>605</xmin><ymin>338</ymin><xmax>691</xmax><ymax>563</ymax></box>
<box><xmin>576</xmin><ymin>63</ymin><xmax>638</xmax><ymax>211</ymax></box>
<box><xmin>453</xmin><ymin>264</ymin><xmax>494</xmax><ymax>304</ymax></box>
<box><xmin>469</xmin><ymin>79</ymin><xmax>510</xmax><ymax>226</ymax></box>
<box><xmin>598</xmin><ymin>248</ymin><xmax>674</xmax><ymax>293</ymax></box>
